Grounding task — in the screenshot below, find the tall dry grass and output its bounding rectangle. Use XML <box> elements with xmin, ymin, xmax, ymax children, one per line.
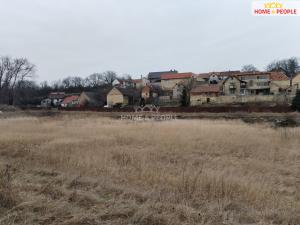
<box><xmin>0</xmin><ymin>115</ymin><xmax>299</xmax><ymax>225</ymax></box>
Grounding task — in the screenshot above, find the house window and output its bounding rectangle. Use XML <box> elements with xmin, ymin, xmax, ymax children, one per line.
<box><xmin>229</xmin><ymin>89</ymin><xmax>235</xmax><ymax>95</ymax></box>
<box><xmin>229</xmin><ymin>82</ymin><xmax>236</xmax><ymax>89</ymax></box>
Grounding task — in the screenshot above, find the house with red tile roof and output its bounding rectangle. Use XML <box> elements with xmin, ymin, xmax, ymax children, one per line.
<box><xmin>160</xmin><ymin>72</ymin><xmax>194</xmax><ymax>91</ymax></box>
<box><xmin>148</xmin><ymin>70</ymin><xmax>178</xmax><ymax>84</ymax></box>
<box><xmin>61</xmin><ymin>95</ymin><xmax>79</xmax><ymax>108</ymax></box>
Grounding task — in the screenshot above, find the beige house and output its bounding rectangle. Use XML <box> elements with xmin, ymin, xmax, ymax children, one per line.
<box><xmin>293</xmin><ymin>74</ymin><xmax>300</xmax><ymax>87</ymax></box>
<box><xmin>221</xmin><ymin>76</ymin><xmax>246</xmax><ymax>96</ymax></box>
<box><xmin>107</xmin><ymin>87</ymin><xmax>140</xmax><ymax>107</ymax></box>
<box><xmin>160</xmin><ymin>72</ymin><xmax>194</xmax><ymax>90</ymax></box>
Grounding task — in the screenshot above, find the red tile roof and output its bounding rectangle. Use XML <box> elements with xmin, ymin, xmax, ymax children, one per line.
<box><xmin>269</xmin><ymin>72</ymin><xmax>289</xmax><ymax>81</ymax></box>
<box><xmin>62</xmin><ymin>95</ymin><xmax>79</xmax><ymax>105</ymax></box>
<box><xmin>161</xmin><ymin>72</ymin><xmax>193</xmax><ymax>80</ymax></box>
<box><xmin>191</xmin><ymin>85</ymin><xmax>220</xmax><ymax>95</ymax></box>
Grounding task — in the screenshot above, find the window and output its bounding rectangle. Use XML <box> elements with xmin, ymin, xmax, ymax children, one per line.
<box><xmin>229</xmin><ymin>89</ymin><xmax>235</xmax><ymax>95</ymax></box>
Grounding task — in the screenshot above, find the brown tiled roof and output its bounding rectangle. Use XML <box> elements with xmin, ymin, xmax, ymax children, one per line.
<box><xmin>191</xmin><ymin>84</ymin><xmax>220</xmax><ymax>95</ymax></box>
<box><xmin>269</xmin><ymin>72</ymin><xmax>289</xmax><ymax>81</ymax></box>
<box><xmin>161</xmin><ymin>72</ymin><xmax>193</xmax><ymax>80</ymax></box>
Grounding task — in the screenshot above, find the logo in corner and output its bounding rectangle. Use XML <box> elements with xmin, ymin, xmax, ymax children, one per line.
<box><xmin>252</xmin><ymin>1</ymin><xmax>300</xmax><ymax>16</ymax></box>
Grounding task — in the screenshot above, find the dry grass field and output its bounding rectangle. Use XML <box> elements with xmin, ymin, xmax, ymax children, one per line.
<box><xmin>0</xmin><ymin>114</ymin><xmax>299</xmax><ymax>225</ymax></box>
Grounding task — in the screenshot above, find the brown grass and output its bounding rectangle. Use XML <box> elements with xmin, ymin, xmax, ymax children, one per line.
<box><xmin>0</xmin><ymin>114</ymin><xmax>299</xmax><ymax>225</ymax></box>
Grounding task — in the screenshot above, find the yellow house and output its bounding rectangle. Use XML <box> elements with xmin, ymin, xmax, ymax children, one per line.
<box><xmin>107</xmin><ymin>87</ymin><xmax>140</xmax><ymax>107</ymax></box>
<box><xmin>293</xmin><ymin>73</ymin><xmax>300</xmax><ymax>87</ymax></box>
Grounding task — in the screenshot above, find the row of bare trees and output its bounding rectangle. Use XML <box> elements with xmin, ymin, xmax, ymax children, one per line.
<box><xmin>58</xmin><ymin>71</ymin><xmax>120</xmax><ymax>89</ymax></box>
<box><xmin>47</xmin><ymin>71</ymin><xmax>132</xmax><ymax>94</ymax></box>
<box><xmin>0</xmin><ymin>56</ymin><xmax>131</xmax><ymax>105</ymax></box>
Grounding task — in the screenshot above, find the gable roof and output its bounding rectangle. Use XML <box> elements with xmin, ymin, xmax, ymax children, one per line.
<box><xmin>161</xmin><ymin>72</ymin><xmax>194</xmax><ymax>80</ymax></box>
<box><xmin>293</xmin><ymin>73</ymin><xmax>300</xmax><ymax>81</ymax></box>
<box><xmin>62</xmin><ymin>95</ymin><xmax>79</xmax><ymax>105</ymax></box>
<box><xmin>113</xmin><ymin>87</ymin><xmax>140</xmax><ymax>98</ymax></box>
<box><xmin>82</xmin><ymin>89</ymin><xmax>110</xmax><ymax>105</ymax></box>
<box><xmin>148</xmin><ymin>70</ymin><xmax>178</xmax><ymax>80</ymax></box>
<box><xmin>191</xmin><ymin>84</ymin><xmax>221</xmax><ymax>95</ymax></box>
<box><xmin>221</xmin><ymin>75</ymin><xmax>246</xmax><ymax>84</ymax></box>
<box><xmin>269</xmin><ymin>72</ymin><xmax>289</xmax><ymax>81</ymax></box>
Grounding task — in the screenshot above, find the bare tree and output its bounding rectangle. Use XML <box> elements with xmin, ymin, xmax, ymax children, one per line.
<box><xmin>0</xmin><ymin>56</ymin><xmax>35</xmax><ymax>105</ymax></box>
<box><xmin>102</xmin><ymin>71</ymin><xmax>117</xmax><ymax>86</ymax></box>
<box><xmin>71</xmin><ymin>76</ymin><xmax>84</xmax><ymax>88</ymax></box>
<box><xmin>267</xmin><ymin>57</ymin><xmax>300</xmax><ymax>86</ymax></box>
<box><xmin>85</xmin><ymin>73</ymin><xmax>104</xmax><ymax>87</ymax></box>
<box><xmin>241</xmin><ymin>64</ymin><xmax>258</xmax><ymax>72</ymax></box>
<box><xmin>62</xmin><ymin>77</ymin><xmax>72</xmax><ymax>89</ymax></box>
<box><xmin>61</xmin><ymin>76</ymin><xmax>84</xmax><ymax>90</ymax></box>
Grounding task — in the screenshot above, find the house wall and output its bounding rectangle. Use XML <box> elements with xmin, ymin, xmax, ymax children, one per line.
<box><xmin>222</xmin><ymin>77</ymin><xmax>242</xmax><ymax>96</ymax></box>
<box><xmin>161</xmin><ymin>78</ymin><xmax>191</xmax><ymax>90</ymax></box>
<box><xmin>107</xmin><ymin>88</ymin><xmax>124</xmax><ymax>106</ymax></box>
<box><xmin>272</xmin><ymin>80</ymin><xmax>290</xmax><ymax>87</ymax></box>
<box><xmin>190</xmin><ymin>94</ymin><xmax>292</xmax><ymax>106</ymax></box>
<box><xmin>135</xmin><ymin>83</ymin><xmax>144</xmax><ymax>89</ymax></box>
<box><xmin>123</xmin><ymin>96</ymin><xmax>129</xmax><ymax>105</ymax></box>
<box><xmin>78</xmin><ymin>93</ymin><xmax>89</xmax><ymax>106</ymax></box>
<box><xmin>190</xmin><ymin>95</ymin><xmax>218</xmax><ymax>105</ymax></box>
<box><xmin>292</xmin><ymin>74</ymin><xmax>300</xmax><ymax>86</ymax></box>
<box><xmin>142</xmin><ymin>86</ymin><xmax>150</xmax><ymax>99</ymax></box>
<box><xmin>173</xmin><ymin>84</ymin><xmax>184</xmax><ymax>99</ymax></box>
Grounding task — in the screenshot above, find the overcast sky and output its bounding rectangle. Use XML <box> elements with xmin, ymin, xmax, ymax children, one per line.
<box><xmin>0</xmin><ymin>0</ymin><xmax>299</xmax><ymax>82</ymax></box>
